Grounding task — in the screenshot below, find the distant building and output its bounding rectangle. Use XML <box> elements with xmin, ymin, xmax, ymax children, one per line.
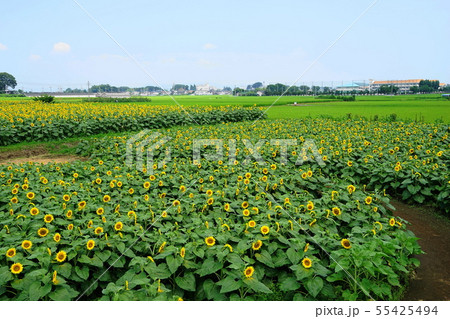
<box><xmin>335</xmin><ymin>82</ymin><xmax>367</xmax><ymax>92</ymax></box>
<box><xmin>195</xmin><ymin>84</ymin><xmax>216</xmax><ymax>95</ymax></box>
<box><xmin>369</xmin><ymin>79</ymin><xmax>439</xmax><ymax>93</ymax></box>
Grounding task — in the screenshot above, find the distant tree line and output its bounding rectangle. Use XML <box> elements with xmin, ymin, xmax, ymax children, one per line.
<box><xmin>64</xmin><ymin>84</ymin><xmax>163</xmax><ymax>94</ymax></box>
<box><xmin>171</xmin><ymin>84</ymin><xmax>197</xmax><ymax>91</ymax></box>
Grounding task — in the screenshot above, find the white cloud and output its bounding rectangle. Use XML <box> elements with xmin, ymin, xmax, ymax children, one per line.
<box><xmin>203</xmin><ymin>43</ymin><xmax>217</xmax><ymax>50</ymax></box>
<box><xmin>52</xmin><ymin>42</ymin><xmax>71</xmax><ymax>53</ymax></box>
<box><xmin>29</xmin><ymin>54</ymin><xmax>42</xmax><ymax>61</ymax></box>
<box><xmin>0</xmin><ymin>43</ymin><xmax>7</xmax><ymax>50</ymax></box>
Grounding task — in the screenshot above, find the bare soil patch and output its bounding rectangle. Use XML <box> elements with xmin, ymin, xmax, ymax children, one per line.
<box><xmin>0</xmin><ymin>147</ymin><xmax>86</xmax><ymax>165</ymax></box>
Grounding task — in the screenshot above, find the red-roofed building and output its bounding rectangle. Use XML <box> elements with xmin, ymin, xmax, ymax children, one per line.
<box><xmin>369</xmin><ymin>79</ymin><xmax>431</xmax><ymax>92</ymax></box>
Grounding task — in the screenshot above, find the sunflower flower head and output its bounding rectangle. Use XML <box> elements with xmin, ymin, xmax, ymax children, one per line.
<box><xmin>205</xmin><ymin>236</ymin><xmax>216</xmax><ymax>246</ymax></box>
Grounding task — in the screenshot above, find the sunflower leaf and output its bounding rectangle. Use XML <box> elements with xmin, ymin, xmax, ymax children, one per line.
<box><xmin>174</xmin><ymin>272</ymin><xmax>196</xmax><ymax>292</ymax></box>
<box><xmin>243</xmin><ymin>278</ymin><xmax>272</xmax><ymax>293</ymax></box>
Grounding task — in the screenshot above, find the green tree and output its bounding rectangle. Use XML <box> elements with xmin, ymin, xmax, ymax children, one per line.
<box><xmin>232</xmin><ymin>87</ymin><xmax>244</xmax><ymax>95</ymax></box>
<box><xmin>172</xmin><ymin>84</ymin><xmax>188</xmax><ymax>91</ymax></box>
<box><xmin>410</xmin><ymin>86</ymin><xmax>419</xmax><ymax>94</ymax></box>
<box><xmin>0</xmin><ymin>72</ymin><xmax>17</xmax><ymax>92</ymax></box>
<box><xmin>264</xmin><ymin>83</ymin><xmax>288</xmax><ymax>95</ymax></box>
<box><xmin>299</xmin><ymin>85</ymin><xmax>310</xmax><ymax>95</ymax></box>
<box><xmin>378</xmin><ymin>85</ymin><xmax>399</xmax><ymax>94</ymax></box>
<box><xmin>252</xmin><ymin>82</ymin><xmax>263</xmax><ymax>89</ymax></box>
<box><xmin>311</xmin><ymin>86</ymin><xmax>321</xmax><ymax>95</ymax></box>
<box><xmin>419</xmin><ymin>80</ymin><xmax>439</xmax><ymax>92</ymax></box>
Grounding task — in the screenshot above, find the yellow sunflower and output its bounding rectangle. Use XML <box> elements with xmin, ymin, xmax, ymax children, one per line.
<box><xmin>44</xmin><ymin>214</ymin><xmax>54</xmax><ymax>223</ymax></box>
<box><xmin>301</xmin><ymin>257</ymin><xmax>312</xmax><ymax>269</ymax></box>
<box><xmin>341</xmin><ymin>238</ymin><xmax>351</xmax><ymax>249</ymax></box>
<box><xmin>205</xmin><ymin>236</ymin><xmax>216</xmax><ymax>246</ymax></box>
<box><xmin>114</xmin><ymin>222</ymin><xmax>123</xmax><ymax>231</ymax></box>
<box><xmin>347</xmin><ymin>185</ymin><xmax>356</xmax><ymax>194</ymax></box>
<box><xmin>244</xmin><ymin>266</ymin><xmax>255</xmax><ymax>278</ymax></box>
<box><xmin>252</xmin><ymin>240</ymin><xmax>263</xmax><ymax>251</ymax></box>
<box><xmin>53</xmin><ymin>233</ymin><xmax>61</xmax><ymax>242</ymax></box>
<box><xmin>37</xmin><ymin>228</ymin><xmax>49</xmax><ymax>237</ymax></box>
<box><xmin>260</xmin><ymin>225</ymin><xmax>270</xmax><ymax>235</ymax></box>
<box><xmin>389</xmin><ymin>218</ymin><xmax>396</xmax><ymax>226</ymax></box>
<box><xmin>332</xmin><ymin>207</ymin><xmax>341</xmax><ymax>216</ymax></box>
<box><xmin>10</xmin><ymin>263</ymin><xmax>23</xmax><ymax>275</ymax></box>
<box><xmin>21</xmin><ymin>240</ymin><xmax>32</xmax><ymax>250</ymax></box>
<box><xmin>56</xmin><ymin>251</ymin><xmax>67</xmax><ymax>263</ymax></box>
<box><xmin>78</xmin><ymin>201</ymin><xmax>87</xmax><ymax>209</ymax></box>
<box><xmin>6</xmin><ymin>248</ymin><xmax>16</xmax><ymax>258</ymax></box>
<box><xmin>86</xmin><ymin>240</ymin><xmax>95</xmax><ymax>250</ymax></box>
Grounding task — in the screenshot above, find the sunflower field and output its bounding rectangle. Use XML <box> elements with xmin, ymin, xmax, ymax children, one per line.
<box><xmin>0</xmin><ymin>101</ymin><xmax>265</xmax><ymax>145</ymax></box>
<box><xmin>0</xmin><ymin>118</ymin><xmax>448</xmax><ymax>301</ymax></box>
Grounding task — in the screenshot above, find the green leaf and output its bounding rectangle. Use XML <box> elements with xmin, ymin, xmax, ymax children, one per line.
<box><xmin>144</xmin><ymin>263</ymin><xmax>171</xmax><ymax>280</ymax></box>
<box><xmin>407</xmin><ymin>184</ymin><xmax>418</xmax><ymax>195</ymax></box>
<box><xmin>75</xmin><ymin>266</ymin><xmax>89</xmax><ymax>281</ymax></box>
<box><xmin>306</xmin><ymin>277</ymin><xmax>323</xmax><ymax>297</ymax></box>
<box><xmin>286</xmin><ymin>247</ymin><xmax>300</xmax><ymax>265</ymax></box>
<box><xmin>217</xmin><ymin>276</ymin><xmax>242</xmax><ymax>293</ymax></box>
<box><xmin>28</xmin><ymin>281</ymin><xmax>52</xmax><ymax>301</ymax></box>
<box><xmin>243</xmin><ymin>278</ymin><xmax>272</xmax><ymax>293</ymax></box>
<box><xmin>95</xmin><ymin>250</ymin><xmax>112</xmax><ymax>262</ymax></box>
<box><xmin>255</xmin><ymin>250</ymin><xmax>275</xmax><ymax>268</ymax></box>
<box><xmin>54</xmin><ymin>263</ymin><xmax>72</xmax><ymax>278</ymax></box>
<box><xmin>279</xmin><ymin>276</ymin><xmax>301</xmax><ymax>291</ymax></box>
<box><xmin>175</xmin><ymin>272</ymin><xmax>196</xmax><ymax>292</ymax></box>
<box><xmin>290</xmin><ymin>264</ymin><xmax>313</xmax><ymax>281</ymax></box>
<box><xmin>166</xmin><ymin>255</ymin><xmax>182</xmax><ymax>274</ymax></box>
<box><xmin>387</xmin><ymin>275</ymin><xmax>400</xmax><ymax>287</ymax></box>
<box><xmin>326</xmin><ymin>272</ymin><xmax>344</xmax><ymax>283</ymax></box>
<box><xmin>196</xmin><ymin>258</ymin><xmax>223</xmax><ymax>277</ymax></box>
<box><xmin>203</xmin><ymin>279</ymin><xmax>226</xmax><ymax>300</ymax></box>
<box><xmin>0</xmin><ymin>266</ymin><xmax>13</xmax><ymax>285</ymax></box>
<box><xmin>48</xmin><ymin>286</ymin><xmax>78</xmax><ymax>301</ymax></box>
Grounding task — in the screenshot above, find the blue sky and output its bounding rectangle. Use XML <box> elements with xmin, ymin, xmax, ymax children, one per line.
<box><xmin>1</xmin><ymin>0</ymin><xmax>449</xmax><ymax>91</ymax></box>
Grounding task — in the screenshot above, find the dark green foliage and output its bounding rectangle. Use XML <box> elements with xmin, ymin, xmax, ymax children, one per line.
<box><xmin>82</xmin><ymin>97</ymin><xmax>152</xmax><ymax>103</ymax></box>
<box><xmin>32</xmin><ymin>95</ymin><xmax>55</xmax><ymax>103</ymax></box>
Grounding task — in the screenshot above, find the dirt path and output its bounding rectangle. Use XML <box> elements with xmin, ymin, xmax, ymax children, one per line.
<box><xmin>391</xmin><ymin>200</ymin><xmax>450</xmax><ymax>301</ymax></box>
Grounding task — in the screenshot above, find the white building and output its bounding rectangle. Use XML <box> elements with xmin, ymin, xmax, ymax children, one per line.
<box><xmin>370</xmin><ymin>79</ymin><xmax>427</xmax><ymax>92</ymax></box>
<box><xmin>195</xmin><ymin>84</ymin><xmax>216</xmax><ymax>95</ymax></box>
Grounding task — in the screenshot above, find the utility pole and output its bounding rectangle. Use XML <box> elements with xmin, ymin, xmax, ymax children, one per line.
<box><xmin>87</xmin><ymin>81</ymin><xmax>90</xmax><ymax>99</ymax></box>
